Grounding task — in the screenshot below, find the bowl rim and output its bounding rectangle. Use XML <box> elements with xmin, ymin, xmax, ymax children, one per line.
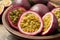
<box><xmin>48</xmin><ymin>2</ymin><xmax>60</xmax><ymax>7</ymax></box>
<box><xmin>2</xmin><ymin>5</ymin><xmax>60</xmax><ymax>40</ymax></box>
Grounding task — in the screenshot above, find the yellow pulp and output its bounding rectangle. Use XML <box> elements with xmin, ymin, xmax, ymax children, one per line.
<box><xmin>43</xmin><ymin>14</ymin><xmax>51</xmax><ymax>32</ymax></box>
<box><xmin>10</xmin><ymin>8</ymin><xmax>24</xmax><ymax>24</ymax></box>
<box><xmin>0</xmin><ymin>4</ymin><xmax>4</xmax><ymax>14</ymax></box>
<box><xmin>20</xmin><ymin>13</ymin><xmax>40</xmax><ymax>33</ymax></box>
<box><xmin>53</xmin><ymin>9</ymin><xmax>60</xmax><ymax>27</ymax></box>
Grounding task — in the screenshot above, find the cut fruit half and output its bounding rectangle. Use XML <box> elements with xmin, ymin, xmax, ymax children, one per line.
<box><xmin>2</xmin><ymin>0</ymin><xmax>12</xmax><ymax>7</ymax></box>
<box><xmin>0</xmin><ymin>4</ymin><xmax>4</xmax><ymax>15</ymax></box>
<box><xmin>7</xmin><ymin>5</ymin><xmax>26</xmax><ymax>29</ymax></box>
<box><xmin>42</xmin><ymin>12</ymin><xmax>58</xmax><ymax>35</ymax></box>
<box><xmin>52</xmin><ymin>8</ymin><xmax>60</xmax><ymax>32</ymax></box>
<box><xmin>18</xmin><ymin>11</ymin><xmax>43</xmax><ymax>35</ymax></box>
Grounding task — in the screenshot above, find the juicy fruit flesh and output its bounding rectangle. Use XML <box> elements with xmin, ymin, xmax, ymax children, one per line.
<box><xmin>20</xmin><ymin>13</ymin><xmax>40</xmax><ymax>33</ymax></box>
<box><xmin>0</xmin><ymin>5</ymin><xmax>4</xmax><ymax>13</ymax></box>
<box><xmin>43</xmin><ymin>14</ymin><xmax>51</xmax><ymax>32</ymax></box>
<box><xmin>53</xmin><ymin>9</ymin><xmax>60</xmax><ymax>27</ymax></box>
<box><xmin>9</xmin><ymin>8</ymin><xmax>24</xmax><ymax>24</ymax></box>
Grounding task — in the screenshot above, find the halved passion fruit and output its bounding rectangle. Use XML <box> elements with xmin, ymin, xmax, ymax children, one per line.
<box><xmin>52</xmin><ymin>8</ymin><xmax>60</xmax><ymax>32</ymax></box>
<box><xmin>18</xmin><ymin>11</ymin><xmax>43</xmax><ymax>35</ymax></box>
<box><xmin>42</xmin><ymin>12</ymin><xmax>58</xmax><ymax>35</ymax></box>
<box><xmin>2</xmin><ymin>0</ymin><xmax>12</xmax><ymax>7</ymax></box>
<box><xmin>0</xmin><ymin>4</ymin><xmax>4</xmax><ymax>15</ymax></box>
<box><xmin>7</xmin><ymin>5</ymin><xmax>26</xmax><ymax>29</ymax></box>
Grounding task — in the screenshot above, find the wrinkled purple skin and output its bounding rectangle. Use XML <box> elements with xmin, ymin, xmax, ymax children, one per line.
<box><xmin>32</xmin><ymin>0</ymin><xmax>50</xmax><ymax>4</ymax></box>
<box><xmin>47</xmin><ymin>2</ymin><xmax>55</xmax><ymax>11</ymax></box>
<box><xmin>30</xmin><ymin>4</ymin><xmax>49</xmax><ymax>17</ymax></box>
<box><xmin>42</xmin><ymin>12</ymin><xmax>58</xmax><ymax>35</ymax></box>
<box><xmin>14</xmin><ymin>0</ymin><xmax>31</xmax><ymax>10</ymax></box>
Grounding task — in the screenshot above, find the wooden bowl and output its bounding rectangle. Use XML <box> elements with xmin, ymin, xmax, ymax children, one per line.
<box><xmin>2</xmin><ymin>4</ymin><xmax>60</xmax><ymax>40</ymax></box>
<box><xmin>50</xmin><ymin>0</ymin><xmax>60</xmax><ymax>7</ymax></box>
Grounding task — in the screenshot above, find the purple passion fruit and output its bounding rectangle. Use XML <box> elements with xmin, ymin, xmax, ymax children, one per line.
<box><xmin>14</xmin><ymin>0</ymin><xmax>31</xmax><ymax>10</ymax></box>
<box><xmin>30</xmin><ymin>4</ymin><xmax>49</xmax><ymax>17</ymax></box>
<box><xmin>7</xmin><ymin>5</ymin><xmax>26</xmax><ymax>29</ymax></box>
<box><xmin>52</xmin><ymin>8</ymin><xmax>60</xmax><ymax>32</ymax></box>
<box><xmin>42</xmin><ymin>12</ymin><xmax>58</xmax><ymax>35</ymax></box>
<box><xmin>18</xmin><ymin>11</ymin><xmax>43</xmax><ymax>35</ymax></box>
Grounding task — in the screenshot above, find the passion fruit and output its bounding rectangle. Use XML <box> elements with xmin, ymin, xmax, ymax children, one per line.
<box><xmin>7</xmin><ymin>5</ymin><xmax>26</xmax><ymax>29</ymax></box>
<box><xmin>42</xmin><ymin>12</ymin><xmax>58</xmax><ymax>35</ymax></box>
<box><xmin>14</xmin><ymin>0</ymin><xmax>31</xmax><ymax>10</ymax></box>
<box><xmin>18</xmin><ymin>11</ymin><xmax>43</xmax><ymax>35</ymax></box>
<box><xmin>2</xmin><ymin>0</ymin><xmax>12</xmax><ymax>7</ymax></box>
<box><xmin>30</xmin><ymin>4</ymin><xmax>49</xmax><ymax>17</ymax></box>
<box><xmin>0</xmin><ymin>4</ymin><xmax>4</xmax><ymax>15</ymax></box>
<box><xmin>52</xmin><ymin>8</ymin><xmax>60</xmax><ymax>32</ymax></box>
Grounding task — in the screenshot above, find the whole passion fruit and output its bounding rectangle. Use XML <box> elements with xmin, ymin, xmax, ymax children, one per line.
<box><xmin>30</xmin><ymin>4</ymin><xmax>49</xmax><ymax>17</ymax></box>
<box><xmin>42</xmin><ymin>12</ymin><xmax>58</xmax><ymax>35</ymax></box>
<box><xmin>18</xmin><ymin>11</ymin><xmax>43</xmax><ymax>35</ymax></box>
<box><xmin>7</xmin><ymin>5</ymin><xmax>26</xmax><ymax>30</ymax></box>
<box><xmin>52</xmin><ymin>8</ymin><xmax>60</xmax><ymax>32</ymax></box>
<box><xmin>14</xmin><ymin>0</ymin><xmax>31</xmax><ymax>10</ymax></box>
